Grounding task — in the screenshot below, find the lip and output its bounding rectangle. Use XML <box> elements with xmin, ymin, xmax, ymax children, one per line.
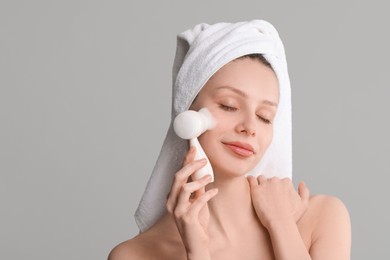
<box><xmin>222</xmin><ymin>141</ymin><xmax>255</xmax><ymax>158</ymax></box>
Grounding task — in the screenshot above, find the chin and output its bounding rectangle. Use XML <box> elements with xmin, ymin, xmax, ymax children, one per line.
<box><xmin>208</xmin><ymin>152</ymin><xmax>259</xmax><ymax>179</ymax></box>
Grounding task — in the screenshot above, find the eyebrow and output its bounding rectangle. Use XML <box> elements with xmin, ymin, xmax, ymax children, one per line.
<box><xmin>214</xmin><ymin>86</ymin><xmax>278</xmax><ymax>107</ymax></box>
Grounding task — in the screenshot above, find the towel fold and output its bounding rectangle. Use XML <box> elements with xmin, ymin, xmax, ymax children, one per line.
<box><xmin>135</xmin><ymin>19</ymin><xmax>292</xmax><ymax>232</ymax></box>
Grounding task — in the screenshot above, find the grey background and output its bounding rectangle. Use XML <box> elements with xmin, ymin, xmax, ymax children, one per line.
<box><xmin>1</xmin><ymin>0</ymin><xmax>389</xmax><ymax>259</ymax></box>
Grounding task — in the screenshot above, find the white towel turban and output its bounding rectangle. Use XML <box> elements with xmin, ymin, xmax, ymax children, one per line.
<box><xmin>135</xmin><ymin>19</ymin><xmax>292</xmax><ymax>232</ymax></box>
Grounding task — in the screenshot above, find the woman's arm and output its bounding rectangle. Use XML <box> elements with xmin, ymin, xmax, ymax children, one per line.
<box><xmin>248</xmin><ymin>176</ymin><xmax>312</xmax><ymax>260</ymax></box>
<box><xmin>263</xmin><ymin>196</ymin><xmax>351</xmax><ymax>260</ymax></box>
<box><xmin>267</xmin><ymin>218</ymin><xmax>312</xmax><ymax>260</ymax></box>
<box><xmin>165</xmin><ymin>146</ymin><xmax>218</xmax><ymax>260</ymax></box>
<box><xmin>248</xmin><ymin>176</ymin><xmax>351</xmax><ymax>260</ymax></box>
<box><xmin>308</xmin><ymin>195</ymin><xmax>351</xmax><ymax>260</ymax></box>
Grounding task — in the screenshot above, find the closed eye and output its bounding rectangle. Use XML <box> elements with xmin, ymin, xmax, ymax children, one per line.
<box><xmin>220</xmin><ymin>104</ymin><xmax>273</xmax><ymax>124</ymax></box>
<box><xmin>219</xmin><ymin>104</ymin><xmax>237</xmax><ymax>112</ymax></box>
<box><xmin>257</xmin><ymin>116</ymin><xmax>272</xmax><ymax>124</ymax></box>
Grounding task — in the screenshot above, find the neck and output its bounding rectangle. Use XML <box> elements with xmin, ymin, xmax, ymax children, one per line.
<box><xmin>206</xmin><ymin>174</ymin><xmax>262</xmax><ymax>240</ymax></box>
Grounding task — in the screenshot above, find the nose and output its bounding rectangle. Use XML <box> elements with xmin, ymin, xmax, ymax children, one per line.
<box><xmin>236</xmin><ymin>114</ymin><xmax>256</xmax><ymax>136</ymax></box>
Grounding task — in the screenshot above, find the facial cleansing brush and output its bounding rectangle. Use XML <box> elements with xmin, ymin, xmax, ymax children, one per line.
<box><xmin>173</xmin><ymin>107</ymin><xmax>216</xmax><ymax>181</ymax></box>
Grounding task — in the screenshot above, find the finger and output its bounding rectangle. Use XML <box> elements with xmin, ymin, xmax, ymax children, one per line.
<box><xmin>183</xmin><ymin>145</ymin><xmax>196</xmax><ymax>167</ymax></box>
<box><xmin>298</xmin><ymin>181</ymin><xmax>310</xmax><ymax>203</ymax></box>
<box><xmin>192</xmin><ymin>174</ymin><xmax>210</xmax><ymax>198</ymax></box>
<box><xmin>187</xmin><ymin>188</ymin><xmax>218</xmax><ymax>216</ymax></box>
<box><xmin>247</xmin><ymin>175</ymin><xmax>258</xmax><ymax>188</ymax></box>
<box><xmin>169</xmin><ymin>158</ymin><xmax>206</xmax><ymax>201</ymax></box>
<box><xmin>166</xmin><ymin>159</ymin><xmax>207</xmax><ymax>212</ymax></box>
<box><xmin>257</xmin><ymin>175</ymin><xmax>267</xmax><ymax>184</ymax></box>
<box><xmin>175</xmin><ymin>175</ymin><xmax>212</xmax><ymax>210</ymax></box>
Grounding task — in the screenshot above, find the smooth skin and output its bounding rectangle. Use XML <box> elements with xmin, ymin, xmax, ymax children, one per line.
<box><xmin>108</xmin><ymin>58</ymin><xmax>351</xmax><ymax>260</ymax></box>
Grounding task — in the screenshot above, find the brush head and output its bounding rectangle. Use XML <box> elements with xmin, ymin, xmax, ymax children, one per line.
<box><xmin>173</xmin><ymin>107</ymin><xmax>216</xmax><ymax>139</ymax></box>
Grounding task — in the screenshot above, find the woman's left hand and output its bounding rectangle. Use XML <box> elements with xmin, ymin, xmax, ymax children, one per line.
<box><xmin>247</xmin><ymin>176</ymin><xmax>310</xmax><ymax>229</ymax></box>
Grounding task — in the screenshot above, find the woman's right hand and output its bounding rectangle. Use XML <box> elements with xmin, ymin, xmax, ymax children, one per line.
<box><xmin>166</xmin><ymin>146</ymin><xmax>218</xmax><ymax>260</ymax></box>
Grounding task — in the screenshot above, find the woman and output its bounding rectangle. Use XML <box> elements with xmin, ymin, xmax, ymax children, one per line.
<box><xmin>109</xmin><ymin>20</ymin><xmax>351</xmax><ymax>260</ymax></box>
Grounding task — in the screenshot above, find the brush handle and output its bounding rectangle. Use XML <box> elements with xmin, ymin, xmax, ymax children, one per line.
<box><xmin>190</xmin><ymin>138</ymin><xmax>214</xmax><ymax>182</ymax></box>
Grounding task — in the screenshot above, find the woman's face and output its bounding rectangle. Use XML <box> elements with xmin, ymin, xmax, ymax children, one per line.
<box><xmin>189</xmin><ymin>58</ymin><xmax>279</xmax><ymax>178</ymax></box>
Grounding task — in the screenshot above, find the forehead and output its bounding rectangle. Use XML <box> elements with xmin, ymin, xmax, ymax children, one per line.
<box><xmin>198</xmin><ymin>58</ymin><xmax>279</xmax><ymax>102</ymax></box>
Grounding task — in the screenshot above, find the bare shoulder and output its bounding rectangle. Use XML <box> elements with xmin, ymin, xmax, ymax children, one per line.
<box><xmin>108</xmin><ymin>234</ymin><xmax>151</xmax><ymax>260</ymax></box>
<box><xmin>300</xmin><ymin>194</ymin><xmax>350</xmax><ymax>225</ymax></box>
<box><xmin>308</xmin><ymin>194</ymin><xmax>350</xmax><ymax>223</ymax></box>
<box><xmin>107</xmin><ymin>228</ymin><xmax>174</xmax><ymax>260</ymax></box>
<box><xmin>308</xmin><ymin>194</ymin><xmax>348</xmax><ymax>211</ymax></box>
<box><xmin>304</xmin><ymin>194</ymin><xmax>351</xmax><ymax>258</ymax></box>
<box><xmin>304</xmin><ymin>194</ymin><xmax>351</xmax><ymax>234</ymax></box>
<box><xmin>108</xmin><ymin>220</ymin><xmax>185</xmax><ymax>260</ymax></box>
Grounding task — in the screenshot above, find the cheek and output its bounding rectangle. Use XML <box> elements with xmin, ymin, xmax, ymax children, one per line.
<box><xmin>199</xmin><ymin>110</ymin><xmax>232</xmax><ymax>141</ymax></box>
<box><xmin>197</xmin><ymin>131</ymin><xmax>214</xmax><ymax>162</ymax></box>
<box><xmin>208</xmin><ymin>106</ymin><xmax>230</xmax><ymax>123</ymax></box>
<box><xmin>197</xmin><ymin>126</ymin><xmax>224</xmax><ymax>156</ymax></box>
<box><xmin>257</xmin><ymin>127</ymin><xmax>274</xmax><ymax>155</ymax></box>
<box><xmin>198</xmin><ymin>128</ymin><xmax>217</xmax><ymax>147</ymax></box>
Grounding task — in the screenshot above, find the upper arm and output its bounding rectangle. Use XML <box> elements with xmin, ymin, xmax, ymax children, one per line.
<box><xmin>309</xmin><ymin>195</ymin><xmax>351</xmax><ymax>260</ymax></box>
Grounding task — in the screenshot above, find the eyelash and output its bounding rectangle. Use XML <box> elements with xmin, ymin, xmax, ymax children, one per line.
<box><xmin>218</xmin><ymin>104</ymin><xmax>272</xmax><ymax>124</ymax></box>
<box><xmin>219</xmin><ymin>104</ymin><xmax>237</xmax><ymax>112</ymax></box>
